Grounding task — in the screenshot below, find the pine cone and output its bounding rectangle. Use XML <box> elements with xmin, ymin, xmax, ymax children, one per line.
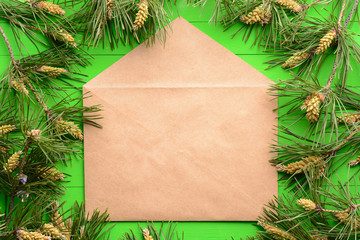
<box><xmin>282</xmin><ymin>52</ymin><xmax>310</xmax><ymax>68</ymax></box>
<box><xmin>42</xmin><ymin>223</ymin><xmax>65</xmax><ymax>239</ymax></box>
<box><xmin>315</xmin><ymin>30</ymin><xmax>337</xmax><ymax>55</ymax></box>
<box><xmin>297</xmin><ymin>199</ymin><xmax>317</xmax><ymax>211</ymax></box>
<box><xmin>302</xmin><ymin>92</ymin><xmax>324</xmax><ymax>123</ymax></box>
<box><xmin>0</xmin><ymin>146</ymin><xmax>8</xmax><ymax>153</ymax></box>
<box><xmin>107</xmin><ymin>0</ymin><xmax>113</xmax><ymax>19</ymax></box>
<box><xmin>349</xmin><ymin>155</ymin><xmax>360</xmax><ymax>167</ymax></box>
<box><xmin>285</xmin><ymin>160</ymin><xmax>307</xmax><ymax>174</ymax></box>
<box><xmin>17</xmin><ymin>230</ymin><xmax>51</xmax><ymax>240</ymax></box>
<box><xmin>335</xmin><ymin>212</ymin><xmax>349</xmax><ymax>222</ymax></box>
<box><xmin>143</xmin><ymin>229</ymin><xmax>154</xmax><ymax>240</ymax></box>
<box><xmin>38</xmin><ymin>66</ymin><xmax>67</xmax><ymax>78</ymax></box>
<box><xmin>335</xmin><ymin>212</ymin><xmax>360</xmax><ymax>229</ymax></box>
<box><xmin>54</xmin><ymin>30</ymin><xmax>77</xmax><ymax>48</ymax></box>
<box><xmin>40</xmin><ymin>167</ymin><xmax>65</xmax><ymax>181</ymax></box>
<box><xmin>338</xmin><ymin>112</ymin><xmax>360</xmax><ymax>124</ymax></box>
<box><xmin>285</xmin><ymin>156</ymin><xmax>323</xmax><ymax>175</ymax></box>
<box><xmin>275</xmin><ymin>0</ymin><xmax>303</xmax><ymax>12</ymax></box>
<box><xmin>311</xmin><ymin>235</ymin><xmax>328</xmax><ymax>240</ymax></box>
<box><xmin>51</xmin><ymin>202</ymin><xmax>71</xmax><ymax>239</ymax></box>
<box><xmin>0</xmin><ymin>125</ymin><xmax>16</xmax><ymax>135</ymax></box>
<box><xmin>133</xmin><ymin>0</ymin><xmax>149</xmax><ymax>31</ymax></box>
<box><xmin>56</xmin><ymin>119</ymin><xmax>83</xmax><ymax>141</ymax></box>
<box><xmin>240</xmin><ymin>4</ymin><xmax>271</xmax><ymax>25</ymax></box>
<box><xmin>258</xmin><ymin>221</ymin><xmax>296</xmax><ymax>240</ymax></box>
<box><xmin>35</xmin><ymin>1</ymin><xmax>65</xmax><ymax>15</ymax></box>
<box><xmin>11</xmin><ymin>80</ymin><xmax>29</xmax><ymax>95</ymax></box>
<box><xmin>314</xmin><ymin>161</ymin><xmax>326</xmax><ymax>179</ymax></box>
<box><xmin>4</xmin><ymin>151</ymin><xmax>23</xmax><ymax>173</ymax></box>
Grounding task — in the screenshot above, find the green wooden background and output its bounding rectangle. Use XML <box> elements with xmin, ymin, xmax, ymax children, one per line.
<box><xmin>1</xmin><ymin>1</ymin><xmax>360</xmax><ymax>239</ymax></box>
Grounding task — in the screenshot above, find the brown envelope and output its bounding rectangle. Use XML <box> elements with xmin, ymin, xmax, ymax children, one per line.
<box><xmin>83</xmin><ymin>18</ymin><xmax>277</xmax><ymax>221</ymax></box>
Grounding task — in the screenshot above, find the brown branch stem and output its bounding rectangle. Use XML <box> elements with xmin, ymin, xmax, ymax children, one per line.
<box><xmin>0</xmin><ymin>23</ymin><xmax>51</xmax><ymax>117</ymax></box>
<box><xmin>0</xmin><ymin>25</ymin><xmax>17</xmax><ymax>66</ymax></box>
<box><xmin>317</xmin><ymin>203</ymin><xmax>360</xmax><ymax>214</ymax></box>
<box><xmin>344</xmin><ymin>0</ymin><xmax>359</xmax><ymax>27</ymax></box>
<box><xmin>325</xmin><ymin>127</ymin><xmax>360</xmax><ymax>157</ymax></box>
<box><xmin>22</xmin><ymin>77</ymin><xmax>51</xmax><ymax>118</ymax></box>
<box><xmin>324</xmin><ymin>55</ymin><xmax>339</xmax><ymax>89</ymax></box>
<box><xmin>338</xmin><ymin>0</ymin><xmax>347</xmax><ymax>25</ymax></box>
<box><xmin>305</xmin><ymin>0</ymin><xmax>321</xmax><ymax>9</ymax></box>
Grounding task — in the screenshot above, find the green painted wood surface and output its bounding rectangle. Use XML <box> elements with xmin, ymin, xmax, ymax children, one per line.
<box><xmin>1</xmin><ymin>1</ymin><xmax>360</xmax><ymax>239</ymax></box>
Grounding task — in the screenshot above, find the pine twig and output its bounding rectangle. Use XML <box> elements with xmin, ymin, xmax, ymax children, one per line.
<box><xmin>324</xmin><ymin>55</ymin><xmax>339</xmax><ymax>89</ymax></box>
<box><xmin>22</xmin><ymin>77</ymin><xmax>51</xmax><ymax>118</ymax></box>
<box><xmin>317</xmin><ymin>203</ymin><xmax>360</xmax><ymax>213</ymax></box>
<box><xmin>326</xmin><ymin>127</ymin><xmax>360</xmax><ymax>156</ymax></box>
<box><xmin>0</xmin><ymin>25</ymin><xmax>17</xmax><ymax>66</ymax></box>
<box><xmin>0</xmin><ymin>24</ymin><xmax>52</xmax><ymax>118</ymax></box>
<box><xmin>338</xmin><ymin>0</ymin><xmax>346</xmax><ymax>25</ymax></box>
<box><xmin>344</xmin><ymin>0</ymin><xmax>359</xmax><ymax>27</ymax></box>
<box><xmin>304</xmin><ymin>0</ymin><xmax>321</xmax><ymax>9</ymax></box>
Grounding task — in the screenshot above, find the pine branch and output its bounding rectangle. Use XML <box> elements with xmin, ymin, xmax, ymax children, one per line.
<box><xmin>337</xmin><ymin>0</ymin><xmax>346</xmax><ymax>25</ymax></box>
<box><xmin>22</xmin><ymin>77</ymin><xmax>52</xmax><ymax>118</ymax></box>
<box><xmin>1</xmin><ymin>21</ymin><xmax>53</xmax><ymax>118</ymax></box>
<box><xmin>317</xmin><ymin>203</ymin><xmax>360</xmax><ymax>213</ymax></box>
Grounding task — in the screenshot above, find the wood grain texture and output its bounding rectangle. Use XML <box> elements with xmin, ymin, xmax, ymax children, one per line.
<box><xmin>0</xmin><ymin>1</ymin><xmax>359</xmax><ymax>239</ymax></box>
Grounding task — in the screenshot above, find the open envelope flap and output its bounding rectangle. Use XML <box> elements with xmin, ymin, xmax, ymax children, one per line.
<box><xmin>83</xmin><ymin>17</ymin><xmax>272</xmax><ymax>89</ymax></box>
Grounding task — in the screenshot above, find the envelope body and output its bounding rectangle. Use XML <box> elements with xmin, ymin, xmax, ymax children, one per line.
<box><xmin>83</xmin><ymin>18</ymin><xmax>277</xmax><ymax>221</ymax></box>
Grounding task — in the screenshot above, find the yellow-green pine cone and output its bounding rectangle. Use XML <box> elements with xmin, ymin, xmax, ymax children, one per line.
<box><xmin>0</xmin><ymin>146</ymin><xmax>8</xmax><ymax>153</ymax></box>
<box><xmin>338</xmin><ymin>112</ymin><xmax>360</xmax><ymax>124</ymax></box>
<box><xmin>275</xmin><ymin>0</ymin><xmax>303</xmax><ymax>12</ymax></box>
<box><xmin>315</xmin><ymin>30</ymin><xmax>337</xmax><ymax>55</ymax></box>
<box><xmin>79</xmin><ymin>226</ymin><xmax>85</xmax><ymax>238</ymax></box>
<box><xmin>349</xmin><ymin>154</ymin><xmax>360</xmax><ymax>167</ymax></box>
<box><xmin>54</xmin><ymin>30</ymin><xmax>77</xmax><ymax>48</ymax></box>
<box><xmin>41</xmin><ymin>167</ymin><xmax>65</xmax><ymax>181</ymax></box>
<box><xmin>35</xmin><ymin>1</ymin><xmax>65</xmax><ymax>15</ymax></box>
<box><xmin>304</xmin><ymin>94</ymin><xmax>322</xmax><ymax>123</ymax></box>
<box><xmin>285</xmin><ymin>156</ymin><xmax>322</xmax><ymax>174</ymax></box>
<box><xmin>16</xmin><ymin>230</ymin><xmax>51</xmax><ymax>240</ymax></box>
<box><xmin>4</xmin><ymin>151</ymin><xmax>23</xmax><ymax>173</ymax></box>
<box><xmin>297</xmin><ymin>199</ymin><xmax>317</xmax><ymax>211</ymax></box>
<box><xmin>38</xmin><ymin>66</ymin><xmax>67</xmax><ymax>78</ymax></box>
<box><xmin>335</xmin><ymin>212</ymin><xmax>349</xmax><ymax>223</ymax></box>
<box><xmin>282</xmin><ymin>52</ymin><xmax>310</xmax><ymax>68</ymax></box>
<box><xmin>133</xmin><ymin>0</ymin><xmax>149</xmax><ymax>31</ymax></box>
<box><xmin>315</xmin><ymin>161</ymin><xmax>326</xmax><ymax>179</ymax></box>
<box><xmin>240</xmin><ymin>5</ymin><xmax>271</xmax><ymax>25</ymax></box>
<box><xmin>0</xmin><ymin>125</ymin><xmax>16</xmax><ymax>135</ymax></box>
<box><xmin>42</xmin><ymin>223</ymin><xmax>65</xmax><ymax>239</ymax></box>
<box><xmin>335</xmin><ymin>212</ymin><xmax>360</xmax><ymax>229</ymax></box>
<box><xmin>258</xmin><ymin>221</ymin><xmax>297</xmax><ymax>240</ymax></box>
<box><xmin>56</xmin><ymin>120</ymin><xmax>84</xmax><ymax>141</ymax></box>
<box><xmin>51</xmin><ymin>202</ymin><xmax>71</xmax><ymax>239</ymax></box>
<box><xmin>311</xmin><ymin>234</ymin><xmax>328</xmax><ymax>240</ymax></box>
<box><xmin>285</xmin><ymin>159</ymin><xmax>307</xmax><ymax>174</ymax></box>
<box><xmin>11</xmin><ymin>80</ymin><xmax>29</xmax><ymax>95</ymax></box>
<box><xmin>107</xmin><ymin>0</ymin><xmax>113</xmax><ymax>20</ymax></box>
<box><xmin>143</xmin><ymin>229</ymin><xmax>154</xmax><ymax>240</ymax></box>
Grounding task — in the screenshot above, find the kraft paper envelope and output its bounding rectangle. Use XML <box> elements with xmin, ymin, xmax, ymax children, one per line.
<box><xmin>83</xmin><ymin>17</ymin><xmax>277</xmax><ymax>221</ymax></box>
